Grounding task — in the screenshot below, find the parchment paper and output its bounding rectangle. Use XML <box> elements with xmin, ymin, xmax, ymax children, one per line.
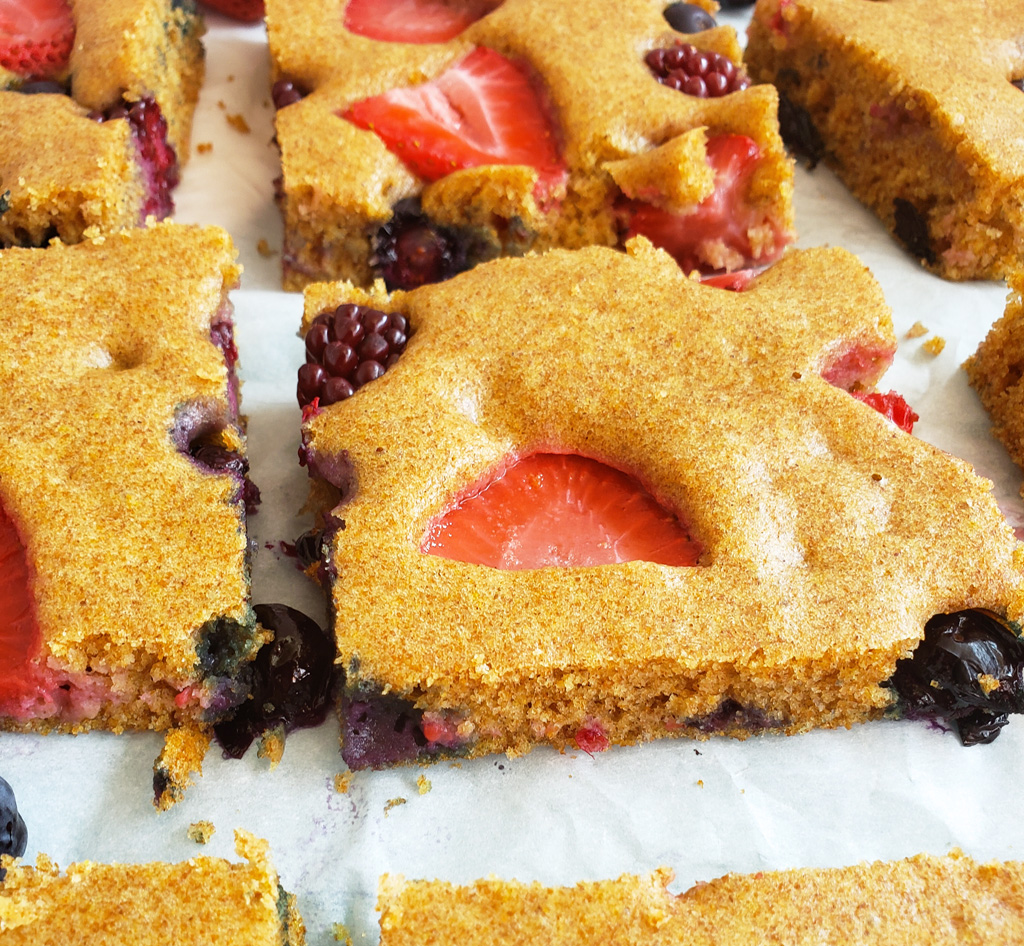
<box><xmin>2</xmin><ymin>10</ymin><xmax>1023</xmax><ymax>944</ymax></box>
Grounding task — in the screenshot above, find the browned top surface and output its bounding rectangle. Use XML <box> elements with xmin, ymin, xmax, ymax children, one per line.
<box><xmin>0</xmin><ymin>224</ymin><xmax>248</xmax><ymax>680</ymax></box>
<box><xmin>379</xmin><ymin>853</ymin><xmax>1024</xmax><ymax>945</ymax></box>
<box><xmin>0</xmin><ymin>832</ymin><xmax>290</xmax><ymax>946</ymax></box>
<box><xmin>302</xmin><ymin>242</ymin><xmax>1023</xmax><ymax>691</ymax></box>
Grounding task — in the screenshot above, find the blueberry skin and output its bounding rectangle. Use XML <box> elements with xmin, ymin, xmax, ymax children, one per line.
<box><xmin>663</xmin><ymin>2</ymin><xmax>717</xmax><ymax>32</ymax></box>
<box><xmin>0</xmin><ymin>776</ymin><xmax>28</xmax><ymax>879</ymax></box>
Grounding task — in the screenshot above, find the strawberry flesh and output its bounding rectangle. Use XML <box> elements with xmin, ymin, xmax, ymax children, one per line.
<box><xmin>620</xmin><ymin>133</ymin><xmax>786</xmax><ymax>275</ymax></box>
<box><xmin>343</xmin><ymin>47</ymin><xmax>566</xmax><ymax>202</ymax></box>
<box><xmin>201</xmin><ymin>0</ymin><xmax>265</xmax><ymax>23</ymax></box>
<box><xmin>344</xmin><ymin>0</ymin><xmax>500</xmax><ymax>44</ymax></box>
<box><xmin>0</xmin><ymin>499</ymin><xmax>46</xmax><ymax>712</ymax></box>
<box><xmin>423</xmin><ymin>453</ymin><xmax>702</xmax><ymax>569</ymax></box>
<box><xmin>0</xmin><ymin>0</ymin><xmax>74</xmax><ymax>79</ymax></box>
<box><xmin>852</xmin><ymin>390</ymin><xmax>919</xmax><ymax>434</ymax></box>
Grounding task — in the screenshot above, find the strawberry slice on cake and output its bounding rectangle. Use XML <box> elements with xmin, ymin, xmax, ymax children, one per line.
<box><xmin>0</xmin><ymin>0</ymin><xmax>74</xmax><ymax>79</ymax></box>
<box><xmin>343</xmin><ymin>46</ymin><xmax>566</xmax><ymax>201</ymax></box>
<box><xmin>344</xmin><ymin>0</ymin><xmax>501</xmax><ymax>44</ymax></box>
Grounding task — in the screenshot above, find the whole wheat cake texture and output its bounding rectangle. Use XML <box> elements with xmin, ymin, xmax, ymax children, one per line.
<box><xmin>298</xmin><ymin>239</ymin><xmax>1024</xmax><ymax>766</ymax></box>
<box><xmin>745</xmin><ymin>0</ymin><xmax>1024</xmax><ymax>281</ymax></box>
<box><xmin>0</xmin><ymin>0</ymin><xmax>204</xmax><ymax>247</ymax></box>
<box><xmin>0</xmin><ymin>222</ymin><xmax>263</xmax><ymax>808</ymax></box>
<box><xmin>0</xmin><ymin>831</ymin><xmax>304</xmax><ymax>945</ymax></box>
<box><xmin>378</xmin><ymin>852</ymin><xmax>1024</xmax><ymax>946</ymax></box>
<box><xmin>965</xmin><ymin>272</ymin><xmax>1024</xmax><ymax>500</ymax></box>
<box><xmin>266</xmin><ymin>0</ymin><xmax>794</xmax><ymax>290</ymax></box>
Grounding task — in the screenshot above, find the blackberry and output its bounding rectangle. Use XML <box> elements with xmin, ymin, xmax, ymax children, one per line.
<box><xmin>214</xmin><ymin>604</ymin><xmax>337</xmax><ymax>759</ymax></box>
<box><xmin>297</xmin><ymin>303</ymin><xmax>412</xmax><ymax>407</ymax></box>
<box><xmin>663</xmin><ymin>2</ymin><xmax>717</xmax><ymax>33</ymax></box>
<box><xmin>1013</xmin><ymin>78</ymin><xmax>1024</xmax><ymax>92</ymax></box>
<box><xmin>372</xmin><ymin>198</ymin><xmax>473</xmax><ymax>290</ymax></box>
<box><xmin>888</xmin><ymin>610</ymin><xmax>1024</xmax><ymax>745</ymax></box>
<box><xmin>18</xmin><ymin>79</ymin><xmax>68</xmax><ymax>95</ymax></box>
<box><xmin>646</xmin><ymin>42</ymin><xmax>750</xmax><ymax>98</ymax></box>
<box><xmin>271</xmin><ymin>78</ymin><xmax>305</xmax><ymax>109</ymax></box>
<box><xmin>892</xmin><ymin>197</ymin><xmax>935</xmax><ymax>265</ymax></box>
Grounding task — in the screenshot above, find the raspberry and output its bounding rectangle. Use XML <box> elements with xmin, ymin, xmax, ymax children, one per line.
<box><xmin>297</xmin><ymin>303</ymin><xmax>411</xmax><ymax>407</ymax></box>
<box><xmin>645</xmin><ymin>42</ymin><xmax>750</xmax><ymax>98</ymax></box>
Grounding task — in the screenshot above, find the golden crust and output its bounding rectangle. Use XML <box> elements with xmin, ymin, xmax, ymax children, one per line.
<box><xmin>378</xmin><ymin>852</ymin><xmax>1024</xmax><ymax>946</ymax></box>
<box><xmin>0</xmin><ymin>831</ymin><xmax>303</xmax><ymax>946</ymax></box>
<box><xmin>965</xmin><ymin>272</ymin><xmax>1024</xmax><ymax>499</ymax></box>
<box><xmin>745</xmin><ymin>0</ymin><xmax>1024</xmax><ymax>280</ymax></box>
<box><xmin>0</xmin><ymin>223</ymin><xmax>252</xmax><ymax>729</ymax></box>
<box><xmin>266</xmin><ymin>0</ymin><xmax>794</xmax><ymax>289</ymax></box>
<box><xmin>301</xmin><ymin>242</ymin><xmax>1023</xmax><ymax>757</ymax></box>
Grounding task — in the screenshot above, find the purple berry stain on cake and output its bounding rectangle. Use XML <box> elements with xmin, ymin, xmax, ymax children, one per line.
<box><xmin>0</xmin><ymin>776</ymin><xmax>27</xmax><ymax>880</ymax></box>
<box><xmin>646</xmin><ymin>43</ymin><xmax>749</xmax><ymax>98</ymax></box>
<box><xmin>214</xmin><ymin>603</ymin><xmax>337</xmax><ymax>759</ymax></box>
<box><xmin>297</xmin><ymin>303</ymin><xmax>412</xmax><ymax>407</ymax></box>
<box><xmin>888</xmin><ymin>610</ymin><xmax>1024</xmax><ymax>745</ymax></box>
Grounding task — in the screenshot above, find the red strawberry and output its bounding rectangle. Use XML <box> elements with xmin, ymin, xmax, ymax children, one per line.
<box><xmin>343</xmin><ymin>47</ymin><xmax>566</xmax><ymax>201</ymax></box>
<box><xmin>852</xmin><ymin>390</ymin><xmax>919</xmax><ymax>434</ymax></box>
<box><xmin>0</xmin><ymin>0</ymin><xmax>74</xmax><ymax>79</ymax></box>
<box><xmin>344</xmin><ymin>0</ymin><xmax>499</xmax><ymax>44</ymax></box>
<box><xmin>701</xmin><ymin>268</ymin><xmax>755</xmax><ymax>291</ymax></box>
<box><xmin>201</xmin><ymin>0</ymin><xmax>265</xmax><ymax>23</ymax></box>
<box><xmin>0</xmin><ymin>499</ymin><xmax>41</xmax><ymax>709</ymax></box>
<box><xmin>423</xmin><ymin>453</ymin><xmax>702</xmax><ymax>569</ymax></box>
<box><xmin>621</xmin><ymin>134</ymin><xmax>773</xmax><ymax>275</ymax></box>
<box><xmin>574</xmin><ymin>719</ymin><xmax>610</xmax><ymax>755</ymax></box>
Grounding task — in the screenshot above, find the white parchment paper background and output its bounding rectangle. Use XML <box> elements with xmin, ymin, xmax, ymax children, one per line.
<box><xmin>2</xmin><ymin>10</ymin><xmax>1023</xmax><ymax>944</ymax></box>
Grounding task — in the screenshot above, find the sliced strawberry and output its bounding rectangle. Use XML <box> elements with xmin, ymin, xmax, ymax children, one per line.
<box><xmin>620</xmin><ymin>134</ymin><xmax>783</xmax><ymax>275</ymax></box>
<box><xmin>343</xmin><ymin>47</ymin><xmax>566</xmax><ymax>201</ymax></box>
<box><xmin>344</xmin><ymin>0</ymin><xmax>500</xmax><ymax>44</ymax></box>
<box><xmin>200</xmin><ymin>0</ymin><xmax>265</xmax><ymax>23</ymax></box>
<box><xmin>422</xmin><ymin>453</ymin><xmax>702</xmax><ymax>569</ymax></box>
<box><xmin>852</xmin><ymin>390</ymin><xmax>919</xmax><ymax>434</ymax></box>
<box><xmin>574</xmin><ymin>718</ymin><xmax>610</xmax><ymax>755</ymax></box>
<box><xmin>0</xmin><ymin>0</ymin><xmax>74</xmax><ymax>79</ymax></box>
<box><xmin>0</xmin><ymin>499</ymin><xmax>42</xmax><ymax>708</ymax></box>
<box><xmin>701</xmin><ymin>268</ymin><xmax>755</xmax><ymax>291</ymax></box>
<box><xmin>821</xmin><ymin>342</ymin><xmax>896</xmax><ymax>390</ymax></box>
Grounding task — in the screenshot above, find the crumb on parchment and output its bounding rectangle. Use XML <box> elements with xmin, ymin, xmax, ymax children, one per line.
<box><xmin>334</xmin><ymin>772</ymin><xmax>352</xmax><ymax>794</ymax></box>
<box><xmin>923</xmin><ymin>335</ymin><xmax>946</xmax><ymax>355</ymax></box>
<box><xmin>384</xmin><ymin>797</ymin><xmax>407</xmax><ymax>815</ymax></box>
<box><xmin>226</xmin><ymin>113</ymin><xmax>251</xmax><ymax>134</ymax></box>
<box><xmin>196</xmin><ymin>142</ymin><xmax>213</xmax><ymax>155</ymax></box>
<box><xmin>906</xmin><ymin>321</ymin><xmax>928</xmax><ymax>338</ymax></box>
<box><xmin>187</xmin><ymin>821</ymin><xmax>215</xmax><ymax>844</ymax></box>
<box><xmin>257</xmin><ymin>238</ymin><xmax>276</xmax><ymax>258</ymax></box>
<box><xmin>333</xmin><ymin>923</ymin><xmax>352</xmax><ymax>944</ymax></box>
<box><xmin>417</xmin><ymin>774</ymin><xmax>432</xmax><ymax>795</ymax></box>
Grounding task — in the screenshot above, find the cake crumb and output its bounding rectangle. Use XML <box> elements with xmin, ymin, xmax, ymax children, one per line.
<box><xmin>906</xmin><ymin>321</ymin><xmax>928</xmax><ymax>338</ymax></box>
<box><xmin>257</xmin><ymin>238</ymin><xmax>276</xmax><ymax>258</ymax></box>
<box><xmin>417</xmin><ymin>774</ymin><xmax>432</xmax><ymax>795</ymax></box>
<box><xmin>187</xmin><ymin>821</ymin><xmax>215</xmax><ymax>844</ymax></box>
<box><xmin>196</xmin><ymin>142</ymin><xmax>213</xmax><ymax>155</ymax></box>
<box><xmin>217</xmin><ymin>99</ymin><xmax>226</xmax><ymax>110</ymax></box>
<box><xmin>334</xmin><ymin>772</ymin><xmax>352</xmax><ymax>794</ymax></box>
<box><xmin>384</xmin><ymin>797</ymin><xmax>407</xmax><ymax>815</ymax></box>
<box><xmin>257</xmin><ymin>727</ymin><xmax>285</xmax><ymax>769</ymax></box>
<box><xmin>332</xmin><ymin>923</ymin><xmax>352</xmax><ymax>944</ymax></box>
<box><xmin>923</xmin><ymin>335</ymin><xmax>946</xmax><ymax>355</ymax></box>
<box><xmin>696</xmin><ymin>779</ymin><xmax>704</xmax><ymax>788</ymax></box>
<box><xmin>227</xmin><ymin>74</ymin><xmax>235</xmax><ymax>82</ymax></box>
<box><xmin>226</xmin><ymin>113</ymin><xmax>251</xmax><ymax>134</ymax></box>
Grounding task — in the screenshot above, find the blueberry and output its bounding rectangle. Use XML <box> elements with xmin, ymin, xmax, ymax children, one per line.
<box><xmin>888</xmin><ymin>610</ymin><xmax>1024</xmax><ymax>745</ymax></box>
<box><xmin>777</xmin><ymin>93</ymin><xmax>825</xmax><ymax>169</ymax></box>
<box><xmin>0</xmin><ymin>777</ymin><xmax>28</xmax><ymax>879</ymax></box>
<box><xmin>892</xmin><ymin>197</ymin><xmax>936</xmax><ymax>265</ymax></box>
<box><xmin>18</xmin><ymin>80</ymin><xmax>68</xmax><ymax>96</ymax></box>
<box><xmin>663</xmin><ymin>3</ymin><xmax>717</xmax><ymax>32</ymax></box>
<box><xmin>214</xmin><ymin>604</ymin><xmax>337</xmax><ymax>759</ymax></box>
<box><xmin>1013</xmin><ymin>79</ymin><xmax>1024</xmax><ymax>92</ymax></box>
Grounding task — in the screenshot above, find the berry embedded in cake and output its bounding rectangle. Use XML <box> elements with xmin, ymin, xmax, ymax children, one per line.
<box><xmin>0</xmin><ymin>776</ymin><xmax>27</xmax><ymax>881</ymax></box>
<box><xmin>0</xmin><ymin>224</ymin><xmax>266</xmax><ymax>808</ymax></box>
<box><xmin>266</xmin><ymin>0</ymin><xmax>794</xmax><ymax>290</ymax></box>
<box><xmin>296</xmin><ymin>240</ymin><xmax>1023</xmax><ymax>770</ymax></box>
<box><xmin>746</xmin><ymin>0</ymin><xmax>1024</xmax><ymax>280</ymax></box>
<box><xmin>0</xmin><ymin>0</ymin><xmax>204</xmax><ymax>248</ymax></box>
<box><xmin>0</xmin><ymin>831</ymin><xmax>306</xmax><ymax>946</ymax></box>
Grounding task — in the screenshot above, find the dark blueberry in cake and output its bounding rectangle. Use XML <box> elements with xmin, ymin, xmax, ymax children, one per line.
<box><xmin>663</xmin><ymin>3</ymin><xmax>717</xmax><ymax>32</ymax></box>
<box><xmin>0</xmin><ymin>191</ymin><xmax>8</xmax><ymax>216</ymax></box>
<box><xmin>686</xmin><ymin>698</ymin><xmax>782</xmax><ymax>733</ymax></box>
<box><xmin>294</xmin><ymin>528</ymin><xmax>325</xmax><ymax>569</ymax></box>
<box><xmin>717</xmin><ymin>0</ymin><xmax>755</xmax><ymax>7</ymax></box>
<box><xmin>1012</xmin><ymin>78</ymin><xmax>1024</xmax><ymax>92</ymax></box>
<box><xmin>214</xmin><ymin>604</ymin><xmax>337</xmax><ymax>759</ymax></box>
<box><xmin>372</xmin><ymin>198</ymin><xmax>473</xmax><ymax>291</ymax></box>
<box><xmin>645</xmin><ymin>43</ymin><xmax>750</xmax><ymax>98</ymax></box>
<box><xmin>888</xmin><ymin>610</ymin><xmax>1024</xmax><ymax>745</ymax></box>
<box><xmin>271</xmin><ymin>78</ymin><xmax>306</xmax><ymax>109</ymax></box>
<box><xmin>892</xmin><ymin>197</ymin><xmax>936</xmax><ymax>265</ymax></box>
<box><xmin>0</xmin><ymin>776</ymin><xmax>27</xmax><ymax>879</ymax></box>
<box><xmin>777</xmin><ymin>93</ymin><xmax>825</xmax><ymax>169</ymax></box>
<box><xmin>296</xmin><ymin>303</ymin><xmax>412</xmax><ymax>407</ymax></box>
<box><xmin>210</xmin><ymin>318</ymin><xmax>239</xmax><ymax>369</ymax></box>
<box><xmin>18</xmin><ymin>79</ymin><xmax>68</xmax><ymax>95</ymax></box>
